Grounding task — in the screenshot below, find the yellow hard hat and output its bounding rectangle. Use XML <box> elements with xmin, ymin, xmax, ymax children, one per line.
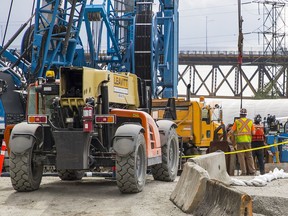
<box><xmin>46</xmin><ymin>70</ymin><xmax>55</xmax><ymax>78</ymax></box>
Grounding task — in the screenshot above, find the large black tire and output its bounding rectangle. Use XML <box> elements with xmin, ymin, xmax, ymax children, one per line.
<box><xmin>116</xmin><ymin>133</ymin><xmax>147</xmax><ymax>193</ymax></box>
<box><xmin>152</xmin><ymin>127</ymin><xmax>179</xmax><ymax>181</ymax></box>
<box><xmin>9</xmin><ymin>144</ymin><xmax>43</xmax><ymax>192</ymax></box>
<box><xmin>58</xmin><ymin>170</ymin><xmax>85</xmax><ymax>181</ymax></box>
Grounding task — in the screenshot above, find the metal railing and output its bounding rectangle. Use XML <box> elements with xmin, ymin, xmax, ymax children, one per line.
<box><xmin>179</xmin><ymin>50</ymin><xmax>288</xmax><ymax>57</ymax></box>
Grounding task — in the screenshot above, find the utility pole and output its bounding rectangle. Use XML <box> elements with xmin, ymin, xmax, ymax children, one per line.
<box><xmin>205</xmin><ymin>16</ymin><xmax>214</xmax><ymax>53</ymax></box>
<box><xmin>206</xmin><ymin>16</ymin><xmax>208</xmax><ymax>53</ymax></box>
<box><xmin>238</xmin><ymin>0</ymin><xmax>243</xmax><ymax>109</ymax></box>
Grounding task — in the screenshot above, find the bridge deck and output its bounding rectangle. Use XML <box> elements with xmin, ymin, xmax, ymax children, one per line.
<box><xmin>179</xmin><ymin>50</ymin><xmax>288</xmax><ymax>65</ymax></box>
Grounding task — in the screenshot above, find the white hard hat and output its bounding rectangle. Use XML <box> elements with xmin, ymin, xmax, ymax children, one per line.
<box><xmin>240</xmin><ymin>108</ymin><xmax>247</xmax><ymax>115</ymax></box>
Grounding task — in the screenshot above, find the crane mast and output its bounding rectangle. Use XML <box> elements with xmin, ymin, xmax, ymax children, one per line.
<box><xmin>153</xmin><ymin>0</ymin><xmax>178</xmax><ymax>97</ymax></box>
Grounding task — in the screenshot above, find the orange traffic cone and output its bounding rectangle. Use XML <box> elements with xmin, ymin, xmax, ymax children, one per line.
<box><xmin>0</xmin><ymin>140</ymin><xmax>7</xmax><ymax>175</ymax></box>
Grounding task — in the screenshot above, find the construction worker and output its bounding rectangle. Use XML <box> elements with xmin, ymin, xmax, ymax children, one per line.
<box><xmin>229</xmin><ymin>108</ymin><xmax>256</xmax><ymax>175</ymax></box>
<box><xmin>252</xmin><ymin>114</ymin><xmax>265</xmax><ymax>175</ymax></box>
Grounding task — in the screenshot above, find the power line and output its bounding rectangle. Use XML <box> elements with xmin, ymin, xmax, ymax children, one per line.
<box><xmin>180</xmin><ymin>10</ymin><xmax>238</xmax><ymax>18</ymax></box>
<box><xmin>0</xmin><ymin>21</ymin><xmax>28</xmax><ymax>24</ymax></box>
<box><xmin>180</xmin><ymin>34</ymin><xmax>237</xmax><ymax>40</ymax></box>
<box><xmin>179</xmin><ymin>3</ymin><xmax>237</xmax><ymax>12</ymax></box>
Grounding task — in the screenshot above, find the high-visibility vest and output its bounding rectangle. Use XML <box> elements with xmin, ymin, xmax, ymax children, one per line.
<box><xmin>252</xmin><ymin>124</ymin><xmax>265</xmax><ymax>142</ymax></box>
<box><xmin>235</xmin><ymin>118</ymin><xmax>253</xmax><ymax>143</ymax></box>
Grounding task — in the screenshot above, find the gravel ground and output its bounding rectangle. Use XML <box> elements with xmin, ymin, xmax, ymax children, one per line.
<box><xmin>233</xmin><ymin>176</ymin><xmax>288</xmax><ymax>216</ymax></box>
<box><xmin>1</xmin><ymin>172</ymin><xmax>288</xmax><ymax>216</ymax></box>
<box><xmin>0</xmin><ymin>174</ymin><xmax>190</xmax><ymax>216</ymax></box>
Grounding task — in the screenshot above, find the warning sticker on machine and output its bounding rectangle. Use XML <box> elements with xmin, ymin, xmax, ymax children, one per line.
<box><xmin>114</xmin><ymin>75</ymin><xmax>128</xmax><ymax>94</ymax></box>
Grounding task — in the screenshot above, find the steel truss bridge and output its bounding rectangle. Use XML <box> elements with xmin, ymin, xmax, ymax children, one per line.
<box><xmin>177</xmin><ymin>50</ymin><xmax>288</xmax><ymax>99</ymax></box>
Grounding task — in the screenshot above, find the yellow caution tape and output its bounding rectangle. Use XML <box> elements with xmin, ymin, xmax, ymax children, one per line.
<box><xmin>224</xmin><ymin>140</ymin><xmax>288</xmax><ymax>155</ymax></box>
<box><xmin>181</xmin><ymin>155</ymin><xmax>201</xmax><ymax>159</ymax></box>
<box><xmin>181</xmin><ymin>140</ymin><xmax>288</xmax><ymax>159</ymax></box>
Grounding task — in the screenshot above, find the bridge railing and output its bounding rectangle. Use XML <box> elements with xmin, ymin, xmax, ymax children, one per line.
<box><xmin>179</xmin><ymin>50</ymin><xmax>288</xmax><ymax>57</ymax></box>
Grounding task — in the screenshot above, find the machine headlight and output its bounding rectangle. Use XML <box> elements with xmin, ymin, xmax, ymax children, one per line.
<box><xmin>66</xmin><ymin>118</ymin><xmax>74</xmax><ymax>123</ymax></box>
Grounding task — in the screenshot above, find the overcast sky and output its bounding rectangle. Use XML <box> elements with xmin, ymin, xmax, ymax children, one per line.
<box><xmin>0</xmin><ymin>0</ymin><xmax>273</xmax><ymax>52</ymax></box>
<box><xmin>179</xmin><ymin>1</ymin><xmax>264</xmax><ymax>51</ymax></box>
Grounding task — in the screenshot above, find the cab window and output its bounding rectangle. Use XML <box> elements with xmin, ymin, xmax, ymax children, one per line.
<box><xmin>202</xmin><ymin>108</ymin><xmax>210</xmax><ymax>124</ymax></box>
<box><xmin>27</xmin><ymin>85</ymin><xmax>54</xmax><ymax>117</ymax></box>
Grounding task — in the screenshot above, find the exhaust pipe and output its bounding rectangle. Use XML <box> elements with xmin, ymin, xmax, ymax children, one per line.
<box><xmin>186</xmin><ymin>84</ymin><xmax>191</xmax><ymax>101</ymax></box>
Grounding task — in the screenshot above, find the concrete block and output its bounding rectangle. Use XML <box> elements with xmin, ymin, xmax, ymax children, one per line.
<box><xmin>193</xmin><ymin>179</ymin><xmax>252</xmax><ymax>216</ymax></box>
<box><xmin>188</xmin><ymin>151</ymin><xmax>232</xmax><ymax>185</ymax></box>
<box><xmin>170</xmin><ymin>162</ymin><xmax>209</xmax><ymax>213</ymax></box>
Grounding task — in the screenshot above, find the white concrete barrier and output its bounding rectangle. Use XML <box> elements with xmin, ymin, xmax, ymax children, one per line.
<box><xmin>188</xmin><ymin>151</ymin><xmax>232</xmax><ymax>185</ymax></box>
<box><xmin>171</xmin><ymin>151</ymin><xmax>252</xmax><ymax>215</ymax></box>
<box><xmin>193</xmin><ymin>179</ymin><xmax>252</xmax><ymax>216</ymax></box>
<box><xmin>170</xmin><ymin>162</ymin><xmax>209</xmax><ymax>213</ymax></box>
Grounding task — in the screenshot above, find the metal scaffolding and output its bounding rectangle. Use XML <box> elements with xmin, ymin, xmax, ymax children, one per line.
<box><xmin>261</xmin><ymin>0</ymin><xmax>287</xmax><ymax>97</ymax></box>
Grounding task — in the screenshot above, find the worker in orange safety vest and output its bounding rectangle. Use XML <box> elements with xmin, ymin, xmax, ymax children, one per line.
<box><xmin>252</xmin><ymin>114</ymin><xmax>266</xmax><ymax>175</ymax></box>
<box><xmin>229</xmin><ymin>108</ymin><xmax>256</xmax><ymax>175</ymax></box>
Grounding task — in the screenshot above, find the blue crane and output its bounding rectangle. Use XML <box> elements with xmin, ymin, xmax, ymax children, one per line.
<box><xmin>83</xmin><ymin>0</ymin><xmax>179</xmax><ymax>98</ymax></box>
<box><xmin>0</xmin><ymin>0</ymin><xmax>178</xmax><ymax>141</ymax></box>
<box><xmin>2</xmin><ymin>0</ymin><xmax>178</xmax><ymax>95</ymax></box>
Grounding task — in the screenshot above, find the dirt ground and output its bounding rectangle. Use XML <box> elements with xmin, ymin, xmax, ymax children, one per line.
<box><xmin>232</xmin><ymin>176</ymin><xmax>288</xmax><ymax>216</ymax></box>
<box><xmin>2</xmin><ymin>171</ymin><xmax>288</xmax><ymax>216</ymax></box>
<box><xmin>0</xmin><ymin>174</ymin><xmax>190</xmax><ymax>216</ymax></box>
